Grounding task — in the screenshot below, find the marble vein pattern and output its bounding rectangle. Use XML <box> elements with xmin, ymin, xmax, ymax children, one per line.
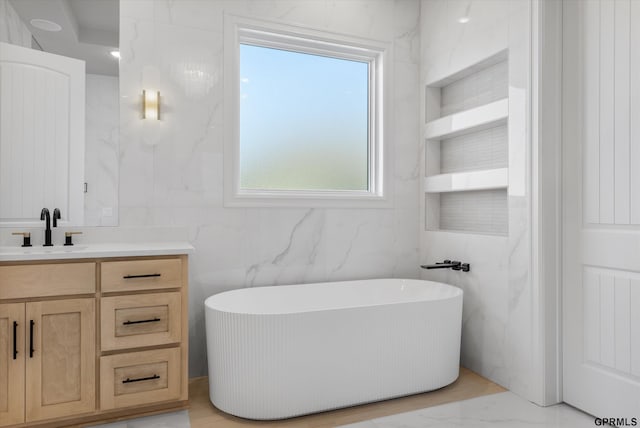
<box><xmin>505</xmin><ymin>0</ymin><xmax>541</xmax><ymax>404</ymax></box>
<box><xmin>85</xmin><ymin>74</ymin><xmax>120</xmax><ymax>226</ymax></box>
<box><xmin>420</xmin><ymin>0</ymin><xmax>512</xmax><ymax>391</ymax></box>
<box><xmin>118</xmin><ymin>0</ymin><xmax>422</xmax><ymax>377</ymax></box>
<box><xmin>339</xmin><ymin>392</ymin><xmax>594</xmax><ymax>428</ymax></box>
<box><xmin>419</xmin><ymin>0</ymin><xmax>544</xmax><ymax>405</ymax></box>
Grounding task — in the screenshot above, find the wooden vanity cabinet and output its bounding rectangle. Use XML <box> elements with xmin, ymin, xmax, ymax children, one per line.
<box><xmin>0</xmin><ymin>304</ymin><xmax>24</xmax><ymax>426</ymax></box>
<box><xmin>0</xmin><ymin>254</ymin><xmax>188</xmax><ymax>428</ymax></box>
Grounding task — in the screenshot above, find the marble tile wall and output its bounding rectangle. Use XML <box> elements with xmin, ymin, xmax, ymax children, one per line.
<box><xmin>0</xmin><ymin>0</ymin><xmax>31</xmax><ymax>48</ymax></box>
<box><xmin>1</xmin><ymin>0</ymin><xmax>545</xmax><ymax>402</ymax></box>
<box><xmin>0</xmin><ymin>225</ymin><xmax>189</xmax><ymax>248</ymax></box>
<box><xmin>420</xmin><ymin>0</ymin><xmax>542</xmax><ymax>405</ymax></box>
<box><xmin>117</xmin><ymin>0</ymin><xmax>422</xmax><ymax>377</ymax></box>
<box><xmin>85</xmin><ymin>74</ymin><xmax>120</xmax><ymax>226</ymax></box>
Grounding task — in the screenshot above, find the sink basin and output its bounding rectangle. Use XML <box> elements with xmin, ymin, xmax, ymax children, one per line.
<box><xmin>0</xmin><ymin>245</ymin><xmax>88</xmax><ymax>254</ymax></box>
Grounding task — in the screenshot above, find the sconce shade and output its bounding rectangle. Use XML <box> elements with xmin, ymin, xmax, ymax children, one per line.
<box><xmin>143</xmin><ymin>90</ymin><xmax>160</xmax><ymax>120</ymax></box>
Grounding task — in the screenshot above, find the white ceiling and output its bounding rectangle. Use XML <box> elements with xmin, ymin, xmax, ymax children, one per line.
<box><xmin>10</xmin><ymin>0</ymin><xmax>119</xmax><ymax>76</ymax></box>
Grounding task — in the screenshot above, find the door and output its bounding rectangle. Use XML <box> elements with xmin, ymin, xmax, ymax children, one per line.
<box><xmin>0</xmin><ymin>304</ymin><xmax>24</xmax><ymax>426</ymax></box>
<box><xmin>563</xmin><ymin>0</ymin><xmax>640</xmax><ymax>419</ymax></box>
<box><xmin>0</xmin><ymin>41</ymin><xmax>85</xmax><ymax>226</ymax></box>
<box><xmin>25</xmin><ymin>299</ymin><xmax>95</xmax><ymax>422</ymax></box>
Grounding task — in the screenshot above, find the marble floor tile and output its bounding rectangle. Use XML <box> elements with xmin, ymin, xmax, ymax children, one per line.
<box><xmin>339</xmin><ymin>392</ymin><xmax>594</xmax><ymax>428</ymax></box>
<box><xmin>89</xmin><ymin>410</ymin><xmax>190</xmax><ymax>428</ymax></box>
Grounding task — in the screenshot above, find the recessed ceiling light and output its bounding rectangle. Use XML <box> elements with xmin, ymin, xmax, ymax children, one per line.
<box><xmin>30</xmin><ymin>19</ymin><xmax>62</xmax><ymax>32</ymax></box>
<box><xmin>110</xmin><ymin>50</ymin><xmax>120</xmax><ymax>59</ymax></box>
<box><xmin>458</xmin><ymin>16</ymin><xmax>470</xmax><ymax>24</ymax></box>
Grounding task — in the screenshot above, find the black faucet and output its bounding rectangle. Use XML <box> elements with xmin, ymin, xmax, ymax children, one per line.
<box><xmin>421</xmin><ymin>260</ymin><xmax>471</xmax><ymax>272</ymax></box>
<box><xmin>40</xmin><ymin>208</ymin><xmax>52</xmax><ymax>247</ymax></box>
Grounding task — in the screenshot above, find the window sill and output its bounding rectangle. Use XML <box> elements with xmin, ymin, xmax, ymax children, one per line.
<box><xmin>223</xmin><ymin>190</ymin><xmax>393</xmax><ymax>209</ymax></box>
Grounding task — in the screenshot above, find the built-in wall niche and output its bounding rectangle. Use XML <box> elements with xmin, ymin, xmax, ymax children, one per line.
<box><xmin>424</xmin><ymin>50</ymin><xmax>509</xmax><ymax>235</ymax></box>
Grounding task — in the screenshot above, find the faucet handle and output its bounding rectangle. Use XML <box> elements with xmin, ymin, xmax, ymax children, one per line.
<box><xmin>64</xmin><ymin>231</ymin><xmax>82</xmax><ymax>246</ymax></box>
<box><xmin>450</xmin><ymin>261</ymin><xmax>462</xmax><ymax>270</ymax></box>
<box><xmin>53</xmin><ymin>208</ymin><xmax>61</xmax><ymax>227</ymax></box>
<box><xmin>12</xmin><ymin>232</ymin><xmax>32</xmax><ymax>247</ymax></box>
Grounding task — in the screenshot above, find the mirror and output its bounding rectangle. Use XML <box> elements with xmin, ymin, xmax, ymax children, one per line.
<box><xmin>1</xmin><ymin>0</ymin><xmax>119</xmax><ymax>226</ymax></box>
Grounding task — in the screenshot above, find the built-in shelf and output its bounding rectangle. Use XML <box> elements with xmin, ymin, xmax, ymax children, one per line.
<box><xmin>424</xmin><ymin>98</ymin><xmax>508</xmax><ymax>141</ymax></box>
<box><xmin>423</xmin><ymin>50</ymin><xmax>509</xmax><ymax>235</ymax></box>
<box><xmin>424</xmin><ymin>168</ymin><xmax>508</xmax><ymax>193</ymax></box>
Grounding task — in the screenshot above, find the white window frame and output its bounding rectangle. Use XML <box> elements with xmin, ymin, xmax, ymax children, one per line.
<box><xmin>223</xmin><ymin>14</ymin><xmax>393</xmax><ymax>208</ymax></box>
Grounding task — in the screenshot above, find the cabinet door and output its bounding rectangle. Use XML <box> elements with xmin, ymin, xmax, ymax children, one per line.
<box><xmin>0</xmin><ymin>303</ymin><xmax>24</xmax><ymax>426</ymax></box>
<box><xmin>25</xmin><ymin>299</ymin><xmax>95</xmax><ymax>422</ymax></box>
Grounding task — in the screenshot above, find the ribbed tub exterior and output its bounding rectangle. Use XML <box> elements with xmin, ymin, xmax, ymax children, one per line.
<box><xmin>204</xmin><ymin>279</ymin><xmax>463</xmax><ymax>420</ymax></box>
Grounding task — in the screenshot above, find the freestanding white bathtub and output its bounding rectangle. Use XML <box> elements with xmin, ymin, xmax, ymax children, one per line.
<box><xmin>204</xmin><ymin>278</ymin><xmax>463</xmax><ymax>420</ymax></box>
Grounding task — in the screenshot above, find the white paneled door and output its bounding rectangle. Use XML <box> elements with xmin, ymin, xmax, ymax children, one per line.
<box><xmin>0</xmin><ymin>42</ymin><xmax>84</xmax><ymax>226</ymax></box>
<box><xmin>563</xmin><ymin>0</ymin><xmax>640</xmax><ymax>420</ymax></box>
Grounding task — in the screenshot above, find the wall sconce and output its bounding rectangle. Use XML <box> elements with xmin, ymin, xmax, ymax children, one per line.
<box><xmin>142</xmin><ymin>90</ymin><xmax>160</xmax><ymax>120</ymax></box>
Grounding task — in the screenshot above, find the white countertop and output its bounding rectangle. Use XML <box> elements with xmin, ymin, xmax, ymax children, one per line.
<box><xmin>0</xmin><ymin>242</ymin><xmax>194</xmax><ymax>262</ymax></box>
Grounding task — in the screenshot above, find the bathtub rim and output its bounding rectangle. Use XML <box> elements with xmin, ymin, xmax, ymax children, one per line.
<box><xmin>204</xmin><ymin>278</ymin><xmax>463</xmax><ymax>316</ymax></box>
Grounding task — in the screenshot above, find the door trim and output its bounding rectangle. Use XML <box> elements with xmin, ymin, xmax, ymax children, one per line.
<box><xmin>532</xmin><ymin>0</ymin><xmax>564</xmax><ymax>406</ymax></box>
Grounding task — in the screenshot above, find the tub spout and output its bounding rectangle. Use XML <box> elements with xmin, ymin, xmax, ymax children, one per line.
<box><xmin>421</xmin><ymin>260</ymin><xmax>460</xmax><ymax>269</ymax></box>
<box><xmin>420</xmin><ymin>260</ymin><xmax>470</xmax><ymax>272</ymax></box>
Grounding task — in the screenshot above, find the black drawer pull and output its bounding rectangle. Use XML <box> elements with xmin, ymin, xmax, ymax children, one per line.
<box><xmin>123</xmin><ymin>273</ymin><xmax>162</xmax><ymax>279</ymax></box>
<box><xmin>123</xmin><ymin>317</ymin><xmax>161</xmax><ymax>325</ymax></box>
<box><xmin>29</xmin><ymin>320</ymin><xmax>34</xmax><ymax>358</ymax></box>
<box><xmin>12</xmin><ymin>321</ymin><xmax>18</xmax><ymax>360</ymax></box>
<box><xmin>122</xmin><ymin>374</ymin><xmax>160</xmax><ymax>384</ymax></box>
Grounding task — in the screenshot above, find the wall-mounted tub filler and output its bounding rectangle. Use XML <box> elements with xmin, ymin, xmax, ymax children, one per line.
<box><xmin>421</xmin><ymin>260</ymin><xmax>471</xmax><ymax>272</ymax></box>
<box><xmin>205</xmin><ymin>278</ymin><xmax>463</xmax><ymax>420</ymax></box>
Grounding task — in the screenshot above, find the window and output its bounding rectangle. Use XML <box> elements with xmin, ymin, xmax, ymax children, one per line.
<box><xmin>224</xmin><ymin>16</ymin><xmax>392</xmax><ymax>207</ymax></box>
<box><xmin>239</xmin><ymin>45</ymin><xmax>369</xmax><ymax>192</ymax></box>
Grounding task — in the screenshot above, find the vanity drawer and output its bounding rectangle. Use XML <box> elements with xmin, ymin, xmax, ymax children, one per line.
<box><xmin>100</xmin><ymin>348</ymin><xmax>181</xmax><ymax>410</ymax></box>
<box><xmin>101</xmin><ymin>292</ymin><xmax>181</xmax><ymax>351</ymax></box>
<box><xmin>101</xmin><ymin>258</ymin><xmax>183</xmax><ymax>292</ymax></box>
<box><xmin>0</xmin><ymin>262</ymin><xmax>95</xmax><ymax>299</ymax></box>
